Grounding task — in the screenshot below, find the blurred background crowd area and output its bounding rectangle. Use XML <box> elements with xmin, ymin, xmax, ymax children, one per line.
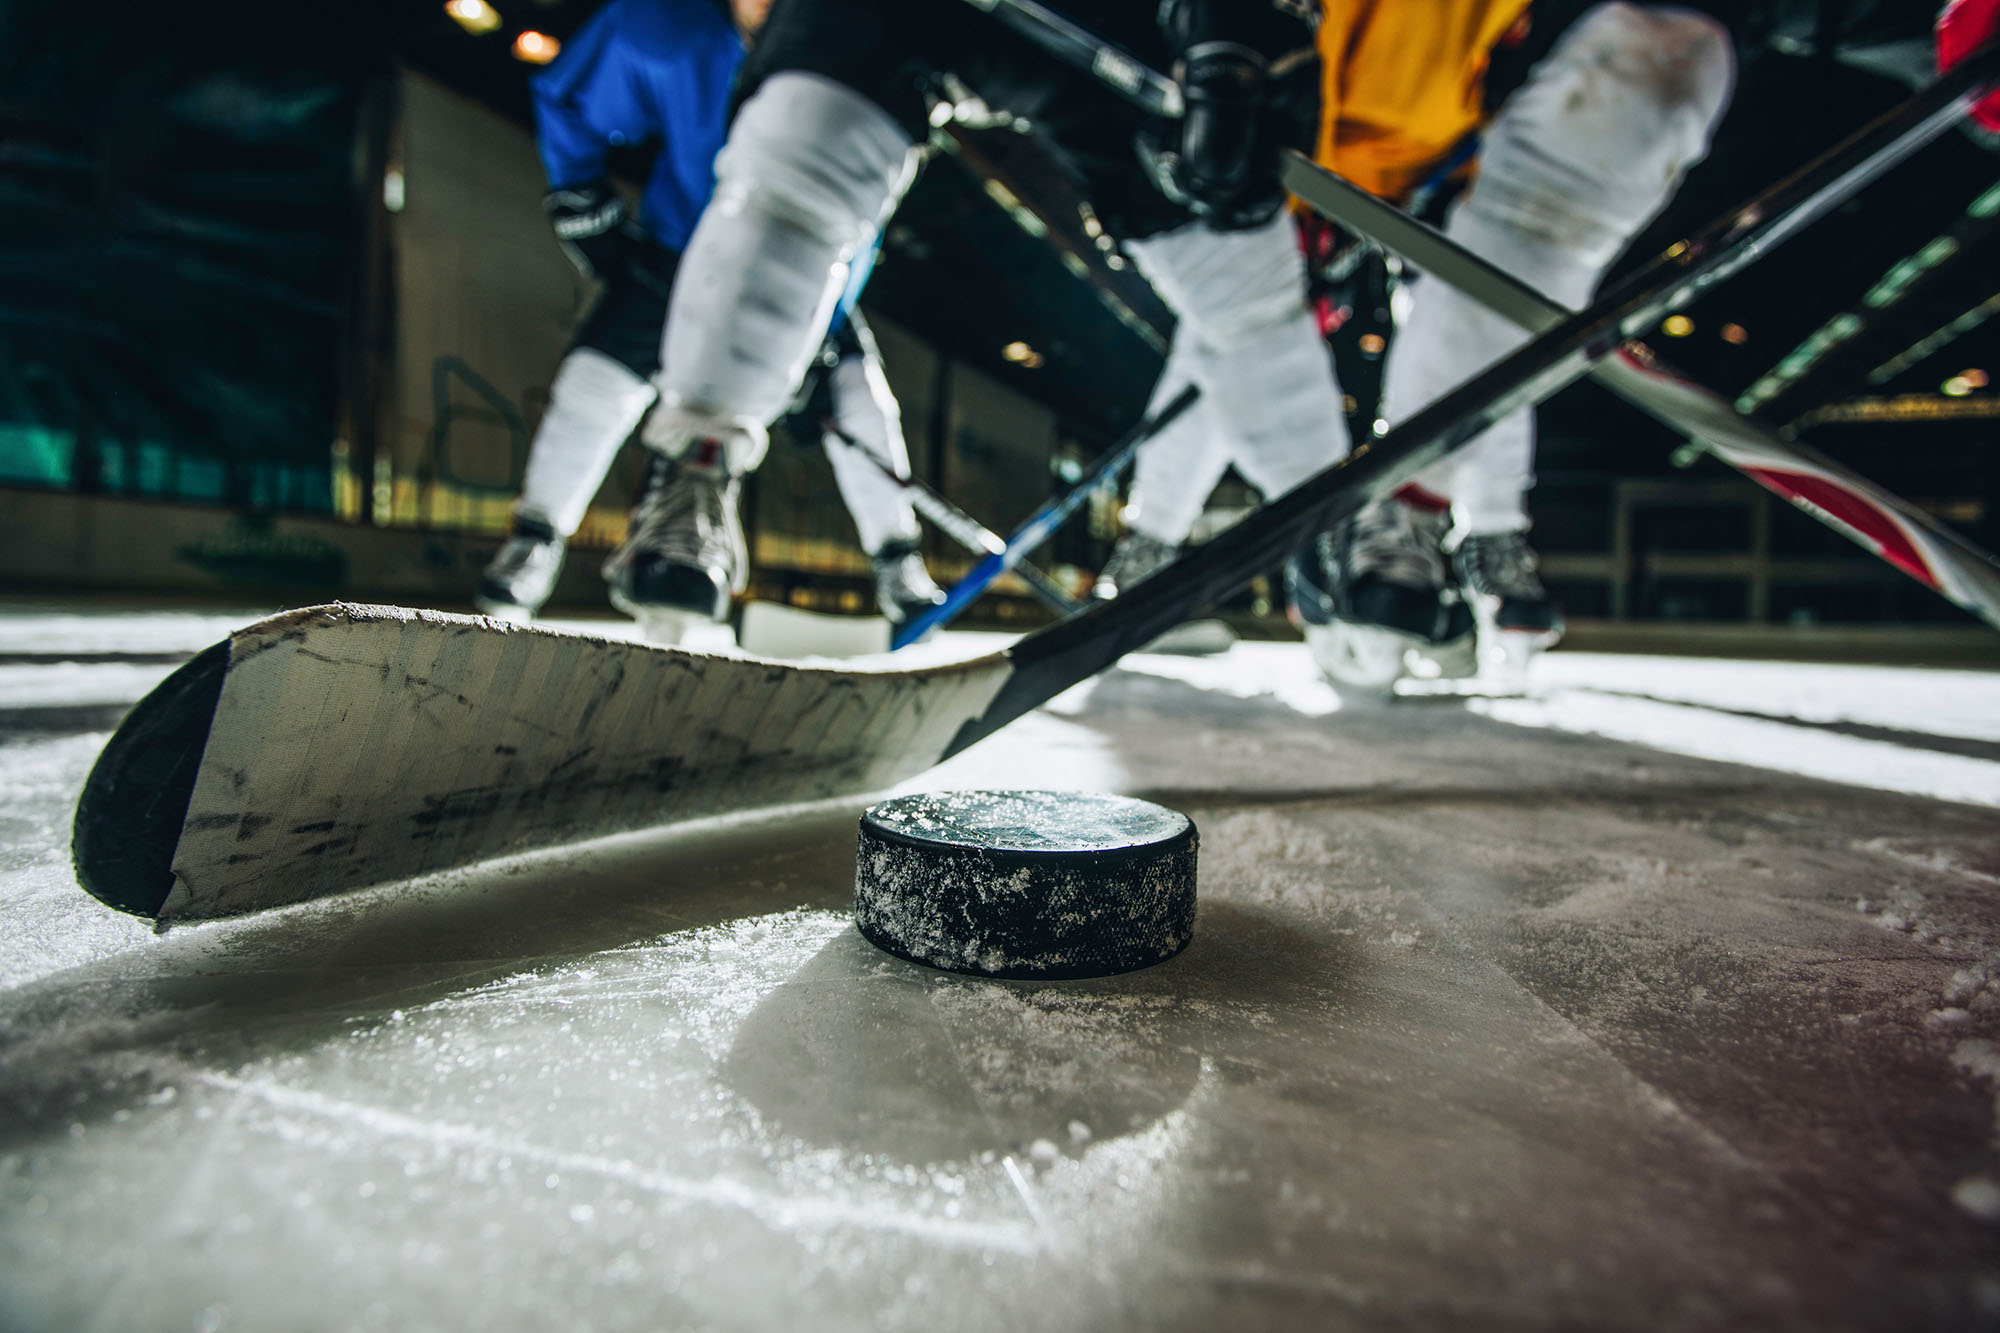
<box><xmin>1</xmin><ymin>0</ymin><xmax>1995</xmax><ymax>648</ymax></box>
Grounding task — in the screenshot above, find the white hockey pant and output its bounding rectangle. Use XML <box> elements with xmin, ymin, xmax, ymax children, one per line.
<box><xmin>823</xmin><ymin>349</ymin><xmax>921</xmax><ymax>555</ymax></box>
<box><xmin>1126</xmin><ymin>212</ymin><xmax>1351</xmax><ymax>532</ymax></box>
<box><xmin>516</xmin><ymin>347</ymin><xmax>658</xmax><ymax>536</ymax></box>
<box><xmin>1390</xmin><ymin>2</ymin><xmax>1735</xmax><ymax>534</ymax></box>
<box><xmin>652</xmin><ymin>73</ymin><xmax>918</xmax><ymax>475</ymax></box>
<box><xmin>1122</xmin><ymin>338</ymin><xmax>1231</xmax><ymax>545</ymax></box>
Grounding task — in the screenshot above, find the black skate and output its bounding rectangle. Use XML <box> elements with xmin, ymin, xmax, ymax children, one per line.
<box><xmin>1285</xmin><ymin>491</ymin><xmax>1474</xmax><ymax>692</ymax></box>
<box><xmin>474</xmin><ymin>514</ymin><xmax>565</xmax><ymax>624</ymax></box>
<box><xmin>1090</xmin><ymin>530</ymin><xmax>1178</xmax><ymax>602</ymax></box>
<box><xmin>602</xmin><ymin>444</ymin><xmax>745</xmax><ymax>645</ymax></box>
<box><xmin>1452</xmin><ymin>529</ymin><xmax>1565</xmax><ymax>677</ymax></box>
<box><xmin>871</xmin><ymin>537</ymin><xmax>947</xmax><ymax>629</ymax></box>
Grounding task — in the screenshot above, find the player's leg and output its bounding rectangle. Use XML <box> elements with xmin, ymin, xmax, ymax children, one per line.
<box><xmin>603</xmin><ymin>3</ymin><xmax>932</xmax><ymax>640</ymax></box>
<box><xmin>819</xmin><ymin>314</ymin><xmax>946</xmax><ymax>626</ymax></box>
<box><xmin>477</xmin><ymin>277</ymin><xmax>664</xmax><ymax>622</ymax></box>
<box><xmin>1095</xmin><ymin>338</ymin><xmax>1232</xmax><ymax>601</ymax></box>
<box><xmin>1391</xmin><ymin>3</ymin><xmax>1735</xmax><ymax>669</ymax></box>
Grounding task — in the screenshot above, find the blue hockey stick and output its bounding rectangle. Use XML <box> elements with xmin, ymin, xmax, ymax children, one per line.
<box><xmin>892</xmin><ymin>384</ymin><xmax>1200</xmax><ymax>648</ymax></box>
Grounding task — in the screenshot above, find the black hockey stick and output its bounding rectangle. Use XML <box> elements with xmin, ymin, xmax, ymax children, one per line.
<box><xmin>944</xmin><ymin>44</ymin><xmax>2000</xmax><ymax>753</ymax></box>
<box><xmin>961</xmin><ymin>0</ymin><xmax>1183</xmax><ymax>119</ymax></box>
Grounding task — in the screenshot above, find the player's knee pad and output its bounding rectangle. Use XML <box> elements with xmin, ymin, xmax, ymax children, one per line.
<box><xmin>1127</xmin><ymin>212</ymin><xmax>1308</xmax><ymax>346</ymax></box>
<box><xmin>713</xmin><ymin>74</ymin><xmax>916</xmax><ymax>245</ymax></box>
<box><xmin>659</xmin><ymin>74</ymin><xmax>917</xmax><ymax>459</ymax></box>
<box><xmin>1469</xmin><ymin>3</ymin><xmax>1734</xmax><ymax>270</ymax></box>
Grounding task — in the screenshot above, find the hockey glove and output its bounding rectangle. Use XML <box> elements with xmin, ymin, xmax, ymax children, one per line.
<box><xmin>1151</xmin><ymin>0</ymin><xmax>1320</xmax><ymax>230</ymax></box>
<box><xmin>544</xmin><ymin>180</ymin><xmax>632</xmax><ymax>281</ymax></box>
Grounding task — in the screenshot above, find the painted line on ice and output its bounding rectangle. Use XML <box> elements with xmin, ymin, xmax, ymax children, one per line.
<box><xmin>193</xmin><ymin>1067</ymin><xmax>1041</xmax><ymax>1255</ymax></box>
<box><xmin>1470</xmin><ymin>689</ymin><xmax>2000</xmax><ymax>807</ymax></box>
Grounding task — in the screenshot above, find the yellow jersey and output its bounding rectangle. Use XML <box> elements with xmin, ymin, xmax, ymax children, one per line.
<box><xmin>1314</xmin><ymin>0</ymin><xmax>1533</xmax><ymax>202</ymax></box>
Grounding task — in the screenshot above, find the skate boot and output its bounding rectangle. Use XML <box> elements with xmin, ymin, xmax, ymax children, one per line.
<box><xmin>871</xmin><ymin>537</ymin><xmax>947</xmax><ymax>629</ymax></box>
<box><xmin>1452</xmin><ymin>529</ymin><xmax>1565</xmax><ymax>679</ymax></box>
<box><xmin>474</xmin><ymin>514</ymin><xmax>565</xmax><ymax>624</ymax></box>
<box><xmin>1090</xmin><ymin>529</ymin><xmax>1179</xmax><ymax>602</ymax></box>
<box><xmin>1285</xmin><ymin>490</ymin><xmax>1475</xmax><ymax>693</ymax></box>
<box><xmin>602</xmin><ymin>442</ymin><xmax>746</xmax><ymax>644</ymax></box>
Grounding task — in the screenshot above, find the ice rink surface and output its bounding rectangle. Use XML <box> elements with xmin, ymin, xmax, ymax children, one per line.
<box><xmin>4</xmin><ymin>601</ymin><xmax>2000</xmax><ymax>1331</ymax></box>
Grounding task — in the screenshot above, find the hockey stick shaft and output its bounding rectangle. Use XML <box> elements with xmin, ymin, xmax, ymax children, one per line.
<box><xmin>893</xmin><ymin>383</ymin><xmax>1201</xmax><ymax>648</ymax></box>
<box><xmin>1279</xmin><ymin>149</ymin><xmax>2000</xmax><ymax>631</ymax></box>
<box><xmin>949</xmin><ymin>55</ymin><xmax>1988</xmax><ymax>753</ymax></box>
<box><xmin>959</xmin><ymin>0</ymin><xmax>1183</xmax><ymax>119</ymax></box>
<box><xmin>817</xmin><ymin>416</ymin><xmax>1084</xmax><ymax>616</ymax></box>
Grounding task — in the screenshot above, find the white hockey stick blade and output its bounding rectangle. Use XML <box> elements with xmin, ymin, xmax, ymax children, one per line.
<box><xmin>73</xmin><ymin>604</ymin><xmax>1007</xmax><ymax>923</ymax></box>
<box><xmin>1282</xmin><ymin>152</ymin><xmax>2000</xmax><ymax>632</ymax></box>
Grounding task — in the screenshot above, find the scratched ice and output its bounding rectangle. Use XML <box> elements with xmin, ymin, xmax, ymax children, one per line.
<box><xmin>3</xmin><ymin>606</ymin><xmax>2000</xmax><ymax>1331</ymax></box>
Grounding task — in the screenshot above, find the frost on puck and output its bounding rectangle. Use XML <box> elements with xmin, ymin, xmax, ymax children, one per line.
<box><xmin>854</xmin><ymin>790</ymin><xmax>1198</xmax><ymax>980</ymax></box>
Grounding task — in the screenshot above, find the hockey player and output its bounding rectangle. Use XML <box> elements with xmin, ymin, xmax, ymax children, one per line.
<box><xmin>602</xmin><ymin>0</ymin><xmax>1351</xmax><ymax>636</ymax></box>
<box><xmin>473</xmin><ymin>0</ymin><xmax>946</xmax><ymax>636</ymax></box>
<box><xmin>1299</xmin><ymin>2</ymin><xmax>1734</xmax><ymax>686</ymax></box>
<box><xmin>1099</xmin><ymin>2</ymin><xmax>1734</xmax><ymax>690</ymax></box>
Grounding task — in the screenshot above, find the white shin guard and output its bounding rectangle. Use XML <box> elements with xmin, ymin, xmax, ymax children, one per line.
<box><xmin>1123</xmin><ymin>340</ymin><xmax>1232</xmax><ymax>547</ymax></box>
<box><xmin>1127</xmin><ymin>213</ymin><xmax>1352</xmax><ymax>506</ymax></box>
<box><xmin>654</xmin><ymin>73</ymin><xmax>918</xmax><ymax>473</ymax></box>
<box><xmin>1393</xmin><ymin>2</ymin><xmax>1734</xmax><ymax>532</ymax></box>
<box><xmin>823</xmin><ymin>351</ymin><xmax>921</xmax><ymax>556</ymax></box>
<box><xmin>516</xmin><ymin>348</ymin><xmax>658</xmax><ymax>536</ymax></box>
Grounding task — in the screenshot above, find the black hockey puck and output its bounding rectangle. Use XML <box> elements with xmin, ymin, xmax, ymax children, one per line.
<box><xmin>854</xmin><ymin>790</ymin><xmax>1198</xmax><ymax>980</ymax></box>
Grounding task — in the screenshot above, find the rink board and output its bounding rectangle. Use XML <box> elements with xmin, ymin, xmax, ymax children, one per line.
<box><xmin>73</xmin><ymin>605</ymin><xmax>1009</xmax><ymax>922</ymax></box>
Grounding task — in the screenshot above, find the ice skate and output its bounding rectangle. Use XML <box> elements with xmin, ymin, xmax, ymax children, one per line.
<box><xmin>1452</xmin><ymin>529</ymin><xmax>1564</xmax><ymax>683</ymax></box>
<box><xmin>602</xmin><ymin>444</ymin><xmax>745</xmax><ymax>645</ymax></box>
<box><xmin>1286</xmin><ymin>492</ymin><xmax>1474</xmax><ymax>694</ymax></box>
<box><xmin>870</xmin><ymin>537</ymin><xmax>947</xmax><ymax>630</ymax></box>
<box><xmin>474</xmin><ymin>515</ymin><xmax>566</xmax><ymax>624</ymax></box>
<box><xmin>1090</xmin><ymin>529</ymin><xmax>1178</xmax><ymax>602</ymax></box>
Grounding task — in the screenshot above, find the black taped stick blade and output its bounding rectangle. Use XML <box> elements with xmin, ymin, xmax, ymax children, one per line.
<box><xmin>855</xmin><ymin>789</ymin><xmax>1197</xmax><ymax>980</ymax></box>
<box><xmin>71</xmin><ymin>640</ymin><xmax>229</xmax><ymax>918</ymax></box>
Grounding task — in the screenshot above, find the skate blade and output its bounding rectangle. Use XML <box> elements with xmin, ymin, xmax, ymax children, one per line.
<box><xmin>1301</xmin><ymin>622</ymin><xmax>1420</xmax><ymax>696</ymax></box>
<box><xmin>474</xmin><ymin>599</ymin><xmax>536</xmax><ymax>626</ymax></box>
<box><xmin>1478</xmin><ymin>627</ymin><xmax>1562</xmax><ymax>688</ymax></box>
<box><xmin>630</xmin><ymin>609</ymin><xmax>705</xmax><ymax>646</ymax></box>
<box><xmin>1141</xmin><ymin>619</ymin><xmax>1237</xmax><ymax>657</ymax></box>
<box><xmin>1404</xmin><ymin>631</ymin><xmax>1478</xmax><ymax>683</ymax></box>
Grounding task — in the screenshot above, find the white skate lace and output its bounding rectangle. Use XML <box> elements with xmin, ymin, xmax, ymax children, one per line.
<box><xmin>624</xmin><ymin>457</ymin><xmax>739</xmax><ymax>575</ymax></box>
<box><xmin>1347</xmin><ymin>499</ymin><xmax>1450</xmax><ymax>590</ymax></box>
<box><xmin>489</xmin><ymin>532</ymin><xmax>557</xmax><ymax>581</ymax></box>
<box><xmin>1098</xmin><ymin>531</ymin><xmax>1177</xmax><ymax>593</ymax></box>
<box><xmin>1455</xmin><ymin>532</ymin><xmax>1547</xmax><ymax>601</ymax></box>
<box><xmin>876</xmin><ymin>552</ymin><xmax>938</xmax><ymax>600</ymax></box>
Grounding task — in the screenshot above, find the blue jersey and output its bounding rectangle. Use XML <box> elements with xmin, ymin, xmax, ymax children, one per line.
<box><xmin>530</xmin><ymin>0</ymin><xmax>742</xmax><ymax>254</ymax></box>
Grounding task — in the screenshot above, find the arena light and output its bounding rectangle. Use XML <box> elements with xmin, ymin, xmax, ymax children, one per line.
<box><xmin>1962</xmin><ymin>368</ymin><xmax>1990</xmax><ymax>388</ymax></box>
<box><xmin>445</xmin><ymin>0</ymin><xmax>502</xmax><ymax>35</ymax></box>
<box><xmin>512</xmin><ymin>30</ymin><xmax>560</xmax><ymax>63</ymax></box>
<box><xmin>1720</xmin><ymin>322</ymin><xmax>1748</xmax><ymax>345</ymax></box>
<box><xmin>1943</xmin><ymin>376</ymin><xmax>1974</xmax><ymax>397</ymax></box>
<box><xmin>1001</xmin><ymin>341</ymin><xmax>1044</xmax><ymax>369</ymax></box>
<box><xmin>1662</xmin><ymin>314</ymin><xmax>1694</xmax><ymax>337</ymax></box>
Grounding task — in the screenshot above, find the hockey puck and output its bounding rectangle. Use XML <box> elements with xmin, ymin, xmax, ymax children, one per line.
<box><xmin>854</xmin><ymin>790</ymin><xmax>1197</xmax><ymax>980</ymax></box>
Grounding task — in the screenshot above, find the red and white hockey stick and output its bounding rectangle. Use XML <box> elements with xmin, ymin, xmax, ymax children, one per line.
<box><xmin>1281</xmin><ymin>154</ymin><xmax>2000</xmax><ymax>631</ymax></box>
